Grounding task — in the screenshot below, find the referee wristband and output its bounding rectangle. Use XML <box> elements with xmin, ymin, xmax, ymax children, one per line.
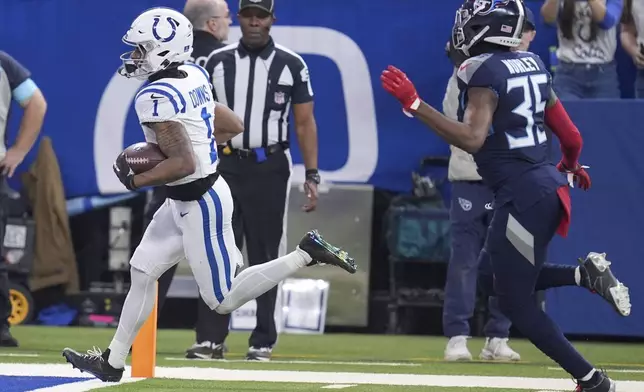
<box><xmin>305</xmin><ymin>169</ymin><xmax>320</xmax><ymax>184</ymax></box>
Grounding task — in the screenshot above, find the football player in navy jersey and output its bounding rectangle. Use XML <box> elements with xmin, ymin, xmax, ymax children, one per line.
<box><xmin>381</xmin><ymin>1</ymin><xmax>629</xmax><ymax>391</ymax></box>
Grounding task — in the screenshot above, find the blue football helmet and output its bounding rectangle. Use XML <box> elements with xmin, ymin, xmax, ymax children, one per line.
<box><xmin>452</xmin><ymin>0</ymin><xmax>526</xmax><ymax>56</ymax></box>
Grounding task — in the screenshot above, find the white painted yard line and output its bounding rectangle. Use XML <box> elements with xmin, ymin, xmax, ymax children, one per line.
<box><xmin>28</xmin><ymin>378</ymin><xmax>143</xmax><ymax>392</ymax></box>
<box><xmin>548</xmin><ymin>366</ymin><xmax>644</xmax><ymax>374</ymax></box>
<box><xmin>321</xmin><ymin>385</ymin><xmax>357</xmax><ymax>389</ymax></box>
<box><xmin>164</xmin><ymin>357</ymin><xmax>421</xmax><ymax>367</ymax></box>
<box><xmin>153</xmin><ymin>367</ymin><xmax>644</xmax><ymax>391</ymax></box>
<box><xmin>0</xmin><ymin>353</ymin><xmax>40</xmax><ymax>357</ymax></box>
<box><xmin>2</xmin><ymin>364</ymin><xmax>644</xmax><ymax>391</ymax></box>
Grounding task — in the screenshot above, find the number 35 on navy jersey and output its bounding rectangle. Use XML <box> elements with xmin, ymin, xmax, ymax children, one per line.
<box><xmin>456</xmin><ymin>51</ymin><xmax>552</xmax><ymax>160</ymax></box>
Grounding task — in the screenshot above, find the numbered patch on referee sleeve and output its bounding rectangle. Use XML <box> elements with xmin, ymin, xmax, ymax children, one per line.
<box><xmin>292</xmin><ymin>64</ymin><xmax>314</xmax><ymax>104</ymax></box>
<box><xmin>134</xmin><ymin>83</ymin><xmax>187</xmax><ymax>123</ymax></box>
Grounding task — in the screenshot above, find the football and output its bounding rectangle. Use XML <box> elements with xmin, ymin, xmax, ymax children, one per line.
<box><xmin>122</xmin><ymin>142</ymin><xmax>167</xmax><ymax>174</ymax></box>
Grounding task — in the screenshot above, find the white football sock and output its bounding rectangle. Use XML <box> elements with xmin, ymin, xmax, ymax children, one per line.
<box><xmin>581</xmin><ymin>368</ymin><xmax>597</xmax><ymax>382</ymax></box>
<box><xmin>107</xmin><ymin>267</ymin><xmax>157</xmax><ymax>369</ymax></box>
<box><xmin>575</xmin><ymin>266</ymin><xmax>581</xmax><ymax>286</ymax></box>
<box><xmin>215</xmin><ymin>248</ymin><xmax>310</xmax><ymax>314</ymax></box>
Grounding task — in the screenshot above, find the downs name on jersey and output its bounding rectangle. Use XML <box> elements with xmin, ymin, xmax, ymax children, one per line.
<box><xmin>133</xmin><ymin>63</ymin><xmax>218</xmax><ymax>185</ymax></box>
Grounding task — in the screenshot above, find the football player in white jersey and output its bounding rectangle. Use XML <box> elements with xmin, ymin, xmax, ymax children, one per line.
<box><xmin>62</xmin><ymin>7</ymin><xmax>356</xmax><ymax>382</ymax></box>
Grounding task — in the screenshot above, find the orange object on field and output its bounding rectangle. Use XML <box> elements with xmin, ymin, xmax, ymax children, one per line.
<box><xmin>131</xmin><ymin>283</ymin><xmax>158</xmax><ymax>378</ymax></box>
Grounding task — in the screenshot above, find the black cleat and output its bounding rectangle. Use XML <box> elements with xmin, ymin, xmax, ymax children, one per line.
<box><xmin>578</xmin><ymin>252</ymin><xmax>631</xmax><ymax>317</ymax></box>
<box><xmin>185</xmin><ymin>341</ymin><xmax>226</xmax><ymax>360</ymax></box>
<box><xmin>575</xmin><ymin>371</ymin><xmax>616</xmax><ymax>392</ymax></box>
<box><xmin>0</xmin><ymin>327</ymin><xmax>18</xmax><ymax>347</ymax></box>
<box><xmin>246</xmin><ymin>346</ymin><xmax>272</xmax><ymax>361</ymax></box>
<box><xmin>298</xmin><ymin>230</ymin><xmax>357</xmax><ymax>274</ymax></box>
<box><xmin>62</xmin><ymin>347</ymin><xmax>124</xmax><ymax>382</ymax></box>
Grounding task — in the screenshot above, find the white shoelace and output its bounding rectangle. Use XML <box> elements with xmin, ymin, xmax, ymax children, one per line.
<box><xmin>85</xmin><ymin>346</ymin><xmax>103</xmax><ymax>360</ymax></box>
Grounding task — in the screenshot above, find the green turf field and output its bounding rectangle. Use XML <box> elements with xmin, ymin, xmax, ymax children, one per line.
<box><xmin>1</xmin><ymin>326</ymin><xmax>643</xmax><ymax>391</ymax></box>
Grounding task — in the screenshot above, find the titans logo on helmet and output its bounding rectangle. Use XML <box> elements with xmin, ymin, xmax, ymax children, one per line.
<box><xmin>473</xmin><ymin>0</ymin><xmax>511</xmax><ymax>16</ymax></box>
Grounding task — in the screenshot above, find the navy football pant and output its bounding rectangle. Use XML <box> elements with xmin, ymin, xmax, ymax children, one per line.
<box><xmin>481</xmin><ymin>190</ymin><xmax>592</xmax><ymax>379</ymax></box>
<box><xmin>443</xmin><ymin>181</ymin><xmax>511</xmax><ymax>338</ymax></box>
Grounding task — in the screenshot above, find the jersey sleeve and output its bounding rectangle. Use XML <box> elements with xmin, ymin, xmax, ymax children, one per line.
<box><xmin>204</xmin><ymin>51</ymin><xmax>226</xmax><ymax>102</ymax></box>
<box><xmin>456</xmin><ymin>53</ymin><xmax>499</xmax><ymax>95</ymax></box>
<box><xmin>0</xmin><ymin>51</ymin><xmax>38</xmax><ymax>105</ymax></box>
<box><xmin>290</xmin><ymin>56</ymin><xmax>314</xmax><ymax>104</ymax></box>
<box><xmin>533</xmin><ymin>53</ymin><xmax>554</xmax><ymax>84</ymax></box>
<box><xmin>134</xmin><ymin>84</ymin><xmax>186</xmax><ymax>124</ymax></box>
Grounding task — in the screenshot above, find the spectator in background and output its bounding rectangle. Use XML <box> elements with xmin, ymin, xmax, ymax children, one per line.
<box><xmin>620</xmin><ymin>0</ymin><xmax>644</xmax><ymax>97</ymax></box>
<box><xmin>0</xmin><ymin>51</ymin><xmax>47</xmax><ymax>347</ymax></box>
<box><xmin>439</xmin><ymin>7</ymin><xmax>538</xmax><ymax>363</ymax></box>
<box><xmin>541</xmin><ymin>0</ymin><xmax>623</xmax><ymax>99</ymax></box>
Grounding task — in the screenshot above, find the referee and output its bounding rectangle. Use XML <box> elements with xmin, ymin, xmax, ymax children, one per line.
<box><xmin>202</xmin><ymin>0</ymin><xmax>320</xmax><ymax>361</ymax></box>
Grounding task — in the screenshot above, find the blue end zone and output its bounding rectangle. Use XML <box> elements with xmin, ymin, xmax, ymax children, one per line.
<box><xmin>0</xmin><ymin>375</ymin><xmax>88</xmax><ymax>392</ymax></box>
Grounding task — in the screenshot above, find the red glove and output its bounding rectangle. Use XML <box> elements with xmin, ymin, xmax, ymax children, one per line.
<box><xmin>380</xmin><ymin>65</ymin><xmax>421</xmax><ymax>116</ymax></box>
<box><xmin>556</xmin><ymin>161</ymin><xmax>591</xmax><ymax>191</ymax></box>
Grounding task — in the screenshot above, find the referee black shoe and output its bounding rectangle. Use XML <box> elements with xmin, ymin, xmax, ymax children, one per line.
<box><xmin>578</xmin><ymin>252</ymin><xmax>631</xmax><ymax>317</ymax></box>
<box><xmin>185</xmin><ymin>341</ymin><xmax>226</xmax><ymax>360</ymax></box>
<box><xmin>298</xmin><ymin>230</ymin><xmax>357</xmax><ymax>274</ymax></box>
<box><xmin>62</xmin><ymin>347</ymin><xmax>124</xmax><ymax>382</ymax></box>
<box><xmin>0</xmin><ymin>327</ymin><xmax>18</xmax><ymax>347</ymax></box>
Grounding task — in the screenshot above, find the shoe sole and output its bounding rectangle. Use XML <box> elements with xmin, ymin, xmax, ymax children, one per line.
<box><xmin>185</xmin><ymin>352</ymin><xmax>224</xmax><ymax>360</ymax></box>
<box><xmin>246</xmin><ymin>356</ymin><xmax>271</xmax><ymax>362</ymax></box>
<box><xmin>609</xmin><ymin>282</ymin><xmax>631</xmax><ymax>317</ymax></box>
<box><xmin>479</xmin><ymin>352</ymin><xmax>521</xmax><ymax>361</ymax></box>
<box><xmin>444</xmin><ymin>355</ymin><xmax>472</xmax><ymax>361</ymax></box>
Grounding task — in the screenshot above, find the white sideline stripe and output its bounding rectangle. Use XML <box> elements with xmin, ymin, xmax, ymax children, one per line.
<box><xmin>164</xmin><ymin>357</ymin><xmax>421</xmax><ymax>367</ymax></box>
<box><xmin>1</xmin><ymin>364</ymin><xmax>644</xmax><ymax>391</ymax></box>
<box><xmin>321</xmin><ymin>385</ymin><xmax>357</xmax><ymax>389</ymax></box>
<box><xmin>548</xmin><ymin>366</ymin><xmax>644</xmax><ymax>374</ymax></box>
<box><xmin>0</xmin><ymin>353</ymin><xmax>40</xmax><ymax>357</ymax></box>
<box><xmin>28</xmin><ymin>378</ymin><xmax>143</xmax><ymax>392</ymax></box>
<box><xmin>152</xmin><ymin>368</ymin><xmax>644</xmax><ymax>391</ymax></box>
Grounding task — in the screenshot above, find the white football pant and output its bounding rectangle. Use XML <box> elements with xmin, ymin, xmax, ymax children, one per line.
<box><xmin>129</xmin><ymin>176</ymin><xmax>243</xmax><ymax>309</ymax></box>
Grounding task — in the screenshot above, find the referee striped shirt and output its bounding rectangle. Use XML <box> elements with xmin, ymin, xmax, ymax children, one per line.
<box><xmin>204</xmin><ymin>37</ymin><xmax>314</xmax><ymax>150</ymax></box>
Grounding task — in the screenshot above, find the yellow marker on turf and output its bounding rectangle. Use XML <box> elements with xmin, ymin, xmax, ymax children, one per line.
<box><xmin>131</xmin><ymin>283</ymin><xmax>158</xmax><ymax>378</ymax></box>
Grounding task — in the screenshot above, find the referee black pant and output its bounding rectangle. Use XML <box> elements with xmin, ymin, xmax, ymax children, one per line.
<box><xmin>0</xmin><ymin>264</ymin><xmax>10</xmax><ymax>330</ymax></box>
<box><xmin>155</xmin><ymin>145</ymin><xmax>291</xmax><ymax>348</ymax></box>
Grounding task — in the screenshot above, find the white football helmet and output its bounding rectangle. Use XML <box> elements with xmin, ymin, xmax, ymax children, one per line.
<box><xmin>119</xmin><ymin>7</ymin><xmax>194</xmax><ymax>79</ymax></box>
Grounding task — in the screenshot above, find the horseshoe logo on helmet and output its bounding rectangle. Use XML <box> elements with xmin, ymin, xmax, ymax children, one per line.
<box><xmin>152</xmin><ymin>17</ymin><xmax>177</xmax><ymax>42</ymax></box>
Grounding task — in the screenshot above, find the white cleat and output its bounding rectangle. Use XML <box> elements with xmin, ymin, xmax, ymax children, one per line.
<box><xmin>444</xmin><ymin>336</ymin><xmax>473</xmax><ymax>361</ymax></box>
<box><xmin>580</xmin><ymin>252</ymin><xmax>632</xmax><ymax>317</ymax></box>
<box><xmin>479</xmin><ymin>337</ymin><xmax>521</xmax><ymax>361</ymax></box>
